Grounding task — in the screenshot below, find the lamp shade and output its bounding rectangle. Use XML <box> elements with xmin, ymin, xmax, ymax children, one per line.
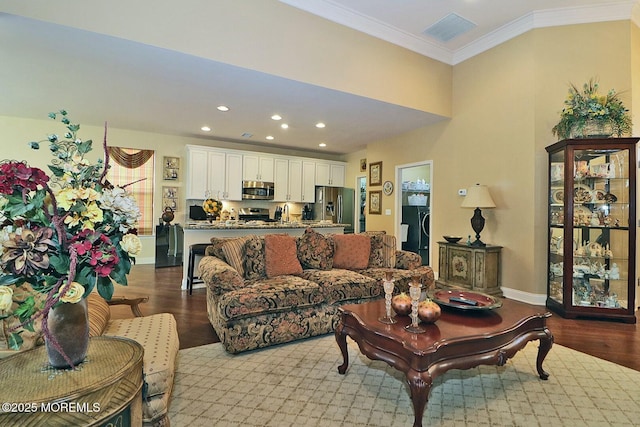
<box><xmin>461</xmin><ymin>184</ymin><xmax>496</xmax><ymax>209</ymax></box>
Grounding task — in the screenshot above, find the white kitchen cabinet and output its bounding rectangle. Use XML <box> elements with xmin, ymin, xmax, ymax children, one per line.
<box><xmin>186</xmin><ymin>145</ymin><xmax>242</xmax><ymax>201</ymax></box>
<box><xmin>301</xmin><ymin>160</ymin><xmax>316</xmax><ymax>203</ymax></box>
<box><xmin>315</xmin><ymin>161</ymin><xmax>345</xmax><ymax>187</ymax></box>
<box><xmin>243</xmin><ymin>154</ymin><xmax>274</xmax><ymax>182</ymax></box>
<box><xmin>274</xmin><ymin>158</ymin><xmax>315</xmax><ymax>203</ymax></box>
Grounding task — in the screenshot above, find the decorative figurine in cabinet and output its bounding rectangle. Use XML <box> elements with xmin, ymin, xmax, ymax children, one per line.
<box><xmin>546</xmin><ymin>137</ymin><xmax>637</xmax><ymax>323</ymax></box>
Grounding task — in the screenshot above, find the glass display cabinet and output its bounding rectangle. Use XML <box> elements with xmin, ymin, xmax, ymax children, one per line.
<box><xmin>546</xmin><ymin>137</ymin><xmax>637</xmax><ymax>323</ymax></box>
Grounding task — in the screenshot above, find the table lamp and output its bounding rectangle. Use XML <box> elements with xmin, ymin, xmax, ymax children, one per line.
<box><xmin>460</xmin><ymin>183</ymin><xmax>496</xmax><ymax>246</ymax></box>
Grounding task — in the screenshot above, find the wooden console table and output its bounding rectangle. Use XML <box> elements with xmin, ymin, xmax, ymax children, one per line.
<box><xmin>437</xmin><ymin>241</ymin><xmax>503</xmax><ymax>296</ymax></box>
<box><xmin>0</xmin><ymin>336</ymin><xmax>143</xmax><ymax>426</ymax></box>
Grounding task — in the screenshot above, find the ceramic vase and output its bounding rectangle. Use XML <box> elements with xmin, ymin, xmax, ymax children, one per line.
<box><xmin>45</xmin><ymin>298</ymin><xmax>89</xmax><ymax>369</ymax></box>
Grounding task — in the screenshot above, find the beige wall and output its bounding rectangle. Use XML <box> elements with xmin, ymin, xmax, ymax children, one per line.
<box><xmin>353</xmin><ymin>21</ymin><xmax>636</xmax><ymax>300</ymax></box>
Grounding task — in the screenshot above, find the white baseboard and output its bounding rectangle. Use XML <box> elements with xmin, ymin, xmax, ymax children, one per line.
<box><xmin>135</xmin><ymin>256</ymin><xmax>155</xmax><ymax>265</ymax></box>
<box><xmin>501</xmin><ymin>286</ymin><xmax>547</xmax><ymax>306</ymax></box>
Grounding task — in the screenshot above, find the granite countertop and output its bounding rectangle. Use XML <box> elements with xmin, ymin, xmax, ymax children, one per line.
<box><xmin>184</xmin><ymin>221</ymin><xmax>347</xmax><ymax>230</ymax></box>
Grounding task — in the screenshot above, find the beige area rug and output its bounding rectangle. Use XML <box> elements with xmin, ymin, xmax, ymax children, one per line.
<box><xmin>168</xmin><ymin>335</ymin><xmax>640</xmax><ymax>426</ymax></box>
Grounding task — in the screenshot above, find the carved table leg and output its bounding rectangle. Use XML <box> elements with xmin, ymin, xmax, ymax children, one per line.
<box><xmin>335</xmin><ymin>321</ymin><xmax>349</xmax><ymax>375</ymax></box>
<box><xmin>536</xmin><ymin>328</ymin><xmax>554</xmax><ymax>380</ymax></box>
<box><xmin>406</xmin><ymin>370</ymin><xmax>433</xmax><ymax>427</ymax></box>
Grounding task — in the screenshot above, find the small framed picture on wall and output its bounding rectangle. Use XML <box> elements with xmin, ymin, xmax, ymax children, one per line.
<box><xmin>369</xmin><ymin>161</ymin><xmax>382</xmax><ymax>186</ymax></box>
<box><xmin>369</xmin><ymin>190</ymin><xmax>382</xmax><ymax>215</ymax></box>
<box><xmin>163</xmin><ymin>156</ymin><xmax>179</xmax><ymax>180</ymax></box>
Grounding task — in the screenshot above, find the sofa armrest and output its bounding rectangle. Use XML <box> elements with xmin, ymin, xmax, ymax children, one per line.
<box><xmin>198</xmin><ymin>256</ymin><xmax>246</xmax><ymax>296</ymax></box>
<box><xmin>394</xmin><ymin>250</ymin><xmax>422</xmax><ymax>270</ymax></box>
<box><xmin>107</xmin><ymin>296</ymin><xmax>149</xmax><ymax>317</ymax></box>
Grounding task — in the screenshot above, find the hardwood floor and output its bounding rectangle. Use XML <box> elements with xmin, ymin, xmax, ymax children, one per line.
<box><xmin>115</xmin><ymin>264</ymin><xmax>640</xmax><ymax>371</ymax></box>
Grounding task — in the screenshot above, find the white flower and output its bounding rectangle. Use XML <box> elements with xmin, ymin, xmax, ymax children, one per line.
<box><xmin>58</xmin><ymin>282</ymin><xmax>85</xmax><ymax>304</ymax></box>
<box><xmin>99</xmin><ymin>187</ymin><xmax>141</xmax><ymax>233</ymax></box>
<box><xmin>120</xmin><ymin>233</ymin><xmax>142</xmax><ymax>257</ymax></box>
<box><xmin>0</xmin><ymin>285</ymin><xmax>13</xmax><ymax>311</ymax></box>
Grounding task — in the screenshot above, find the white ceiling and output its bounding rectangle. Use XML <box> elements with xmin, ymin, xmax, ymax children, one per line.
<box><xmin>1</xmin><ymin>1</ymin><xmax>638</xmax><ymax>155</ymax></box>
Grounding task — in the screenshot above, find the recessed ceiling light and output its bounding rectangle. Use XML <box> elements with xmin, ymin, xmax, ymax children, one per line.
<box><xmin>281</xmin><ymin>123</ymin><xmax>289</xmax><ymax>129</ymax></box>
<box><xmin>315</xmin><ymin>122</ymin><xmax>326</xmax><ymax>128</ymax></box>
<box><xmin>217</xmin><ymin>105</ymin><xmax>229</xmax><ymax>112</ymax></box>
<box><xmin>266</xmin><ymin>135</ymin><xmax>274</xmax><ymax>140</ymax></box>
<box><xmin>201</xmin><ymin>126</ymin><xmax>211</xmax><ymax>132</ymax></box>
<box><xmin>318</xmin><ymin>143</ymin><xmax>327</xmax><ymax>147</ymax></box>
<box><xmin>271</xmin><ymin>114</ymin><xmax>282</xmax><ymax>121</ymax></box>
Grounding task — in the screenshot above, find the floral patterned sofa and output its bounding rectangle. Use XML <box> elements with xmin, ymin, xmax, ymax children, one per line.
<box><xmin>199</xmin><ymin>228</ymin><xmax>434</xmax><ymax>353</ymax></box>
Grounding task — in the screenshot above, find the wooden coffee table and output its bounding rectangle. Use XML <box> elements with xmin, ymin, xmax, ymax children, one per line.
<box><xmin>335</xmin><ymin>298</ymin><xmax>553</xmax><ymax>427</ymax></box>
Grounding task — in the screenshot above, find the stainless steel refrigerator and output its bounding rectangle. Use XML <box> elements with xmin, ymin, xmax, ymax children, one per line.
<box><xmin>314</xmin><ymin>186</ymin><xmax>355</xmax><ymax>234</ymax></box>
<box><xmin>401</xmin><ymin>205</ymin><xmax>429</xmax><ymax>265</ymax></box>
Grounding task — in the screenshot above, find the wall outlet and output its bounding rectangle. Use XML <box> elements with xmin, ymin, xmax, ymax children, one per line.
<box><xmin>458</xmin><ymin>189</ymin><xmax>467</xmax><ymax>196</ymax></box>
<box><xmin>385</xmin><ymin>209</ymin><xmax>391</xmax><ymax>215</ymax></box>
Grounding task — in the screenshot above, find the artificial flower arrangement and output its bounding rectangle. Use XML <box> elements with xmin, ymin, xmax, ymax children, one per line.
<box><xmin>202</xmin><ymin>197</ymin><xmax>222</xmax><ymax>219</ymax></box>
<box><xmin>0</xmin><ymin>110</ymin><xmax>142</xmax><ymax>353</ymax></box>
<box><xmin>552</xmin><ymin>78</ymin><xmax>632</xmax><ymax>140</ymax></box>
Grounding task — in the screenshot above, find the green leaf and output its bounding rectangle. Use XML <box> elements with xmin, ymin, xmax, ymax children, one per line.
<box><xmin>29</xmin><ymin>141</ymin><xmax>40</xmax><ymax>149</ymax></box>
<box><xmin>77</xmin><ymin>139</ymin><xmax>92</xmax><ymax>154</ymax></box>
<box><xmin>49</xmin><ymin>254</ymin><xmax>70</xmax><ymax>275</ymax></box>
<box><xmin>8</xmin><ymin>332</ymin><xmax>23</xmax><ymax>351</ymax></box>
<box><xmin>97</xmin><ymin>277</ymin><xmax>114</xmax><ymax>300</ymax></box>
<box><xmin>48</xmin><ymin>165</ymin><xmax>65</xmax><ymax>178</ymax></box>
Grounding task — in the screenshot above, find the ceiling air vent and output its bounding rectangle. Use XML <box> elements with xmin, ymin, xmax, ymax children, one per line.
<box><xmin>422</xmin><ymin>13</ymin><xmax>476</xmax><ymax>42</ymax></box>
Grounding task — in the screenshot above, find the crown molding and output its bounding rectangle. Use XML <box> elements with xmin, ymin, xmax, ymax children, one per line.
<box><xmin>281</xmin><ymin>0</ymin><xmax>639</xmax><ymax>66</ymax></box>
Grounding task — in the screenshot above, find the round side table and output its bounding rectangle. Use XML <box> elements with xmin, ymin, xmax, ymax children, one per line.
<box><xmin>0</xmin><ymin>336</ymin><xmax>144</xmax><ymax>426</ymax></box>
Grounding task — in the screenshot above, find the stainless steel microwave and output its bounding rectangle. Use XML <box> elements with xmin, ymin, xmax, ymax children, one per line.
<box><xmin>242</xmin><ymin>181</ymin><xmax>274</xmax><ymax>200</ymax></box>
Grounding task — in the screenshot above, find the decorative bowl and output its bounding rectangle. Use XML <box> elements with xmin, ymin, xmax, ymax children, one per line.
<box><xmin>443</xmin><ymin>236</ymin><xmax>462</xmax><ymax>243</ymax></box>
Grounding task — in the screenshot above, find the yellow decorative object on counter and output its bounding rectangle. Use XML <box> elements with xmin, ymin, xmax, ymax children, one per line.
<box><xmin>202</xmin><ymin>198</ymin><xmax>222</xmax><ymax>218</ymax></box>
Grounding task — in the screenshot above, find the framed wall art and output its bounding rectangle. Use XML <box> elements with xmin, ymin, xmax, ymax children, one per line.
<box><xmin>369</xmin><ymin>161</ymin><xmax>382</xmax><ymax>186</ymax></box>
<box><xmin>369</xmin><ymin>190</ymin><xmax>382</xmax><ymax>215</ymax></box>
<box><xmin>163</xmin><ymin>156</ymin><xmax>179</xmax><ymax>180</ymax></box>
<box><xmin>162</xmin><ymin>186</ymin><xmax>178</xmax><ymax>210</ymax></box>
<box><xmin>360</xmin><ymin>158</ymin><xmax>367</xmax><ymax>172</ymax></box>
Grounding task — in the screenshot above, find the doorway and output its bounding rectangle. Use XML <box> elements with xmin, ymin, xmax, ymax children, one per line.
<box><xmin>356</xmin><ymin>176</ymin><xmax>366</xmax><ymax>233</ymax></box>
<box><xmin>395</xmin><ymin>161</ymin><xmax>432</xmax><ymax>265</ymax></box>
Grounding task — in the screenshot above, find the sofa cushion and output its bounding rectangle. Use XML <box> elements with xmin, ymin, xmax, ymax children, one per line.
<box><xmin>368</xmin><ymin>234</ymin><xmax>397</xmax><ymax>268</ymax></box>
<box><xmin>297</xmin><ymin>227</ymin><xmax>334</xmax><ymax>270</ymax></box>
<box><xmin>264</xmin><ymin>234</ymin><xmax>303</xmax><ymax>278</ymax></box>
<box><xmin>395</xmin><ymin>250</ymin><xmax>423</xmax><ymax>270</ymax></box>
<box><xmin>87</xmin><ymin>292</ymin><xmax>111</xmax><ymax>337</ymax></box>
<box><xmin>104</xmin><ymin>313</ymin><xmax>179</xmax><ymax>400</ymax></box>
<box><xmin>298</xmin><ymin>269</ymin><xmax>379</xmax><ymax>304</ymax></box>
<box><xmin>216</xmin><ymin>275</ymin><xmax>324</xmax><ymax>321</ymax></box>
<box><xmin>331</xmin><ymin>234</ymin><xmax>371</xmax><ymax>270</ymax></box>
<box><xmin>243</xmin><ymin>235</ymin><xmax>266</xmax><ymax>280</ymax></box>
<box><xmin>222</xmin><ymin>235</ymin><xmax>255</xmax><ymax>277</ymax></box>
<box><xmin>208</xmin><ymin>237</ymin><xmax>233</xmax><ymax>260</ymax></box>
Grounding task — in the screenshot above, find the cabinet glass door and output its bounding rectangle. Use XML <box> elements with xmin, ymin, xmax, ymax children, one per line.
<box><xmin>571</xmin><ymin>148</ymin><xmax>629</xmax><ymax>309</ymax></box>
<box><xmin>548</xmin><ymin>150</ymin><xmax>565</xmax><ymax>304</ymax></box>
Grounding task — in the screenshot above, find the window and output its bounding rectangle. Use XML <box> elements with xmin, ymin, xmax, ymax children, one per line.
<box><xmin>106</xmin><ymin>147</ymin><xmax>154</xmax><ymax>235</ymax></box>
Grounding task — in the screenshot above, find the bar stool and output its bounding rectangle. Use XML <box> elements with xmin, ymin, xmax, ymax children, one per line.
<box><xmin>187</xmin><ymin>243</ymin><xmax>210</xmax><ymax>295</ymax></box>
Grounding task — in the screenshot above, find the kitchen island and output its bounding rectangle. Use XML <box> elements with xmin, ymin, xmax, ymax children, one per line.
<box><xmin>181</xmin><ymin>221</ymin><xmax>346</xmax><ymax>290</ymax></box>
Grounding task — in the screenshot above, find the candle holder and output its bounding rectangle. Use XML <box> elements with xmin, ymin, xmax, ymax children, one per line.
<box><xmin>404</xmin><ymin>283</ymin><xmax>425</xmax><ymax>334</ymax></box>
<box><xmin>378</xmin><ymin>272</ymin><xmax>396</xmax><ymax>324</ymax></box>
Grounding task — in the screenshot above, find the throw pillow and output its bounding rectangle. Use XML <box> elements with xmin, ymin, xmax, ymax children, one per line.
<box><xmin>243</xmin><ymin>235</ymin><xmax>266</xmax><ymax>280</ymax></box>
<box><xmin>222</xmin><ymin>236</ymin><xmax>254</xmax><ymax>277</ymax></box>
<box><xmin>209</xmin><ymin>237</ymin><xmax>232</xmax><ymax>260</ymax></box>
<box><xmin>368</xmin><ymin>234</ymin><xmax>397</xmax><ymax>268</ymax></box>
<box><xmin>297</xmin><ymin>227</ymin><xmax>334</xmax><ymax>270</ymax></box>
<box><xmin>332</xmin><ymin>234</ymin><xmax>371</xmax><ymax>270</ymax></box>
<box><xmin>264</xmin><ymin>234</ymin><xmax>303</xmax><ymax>278</ymax></box>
